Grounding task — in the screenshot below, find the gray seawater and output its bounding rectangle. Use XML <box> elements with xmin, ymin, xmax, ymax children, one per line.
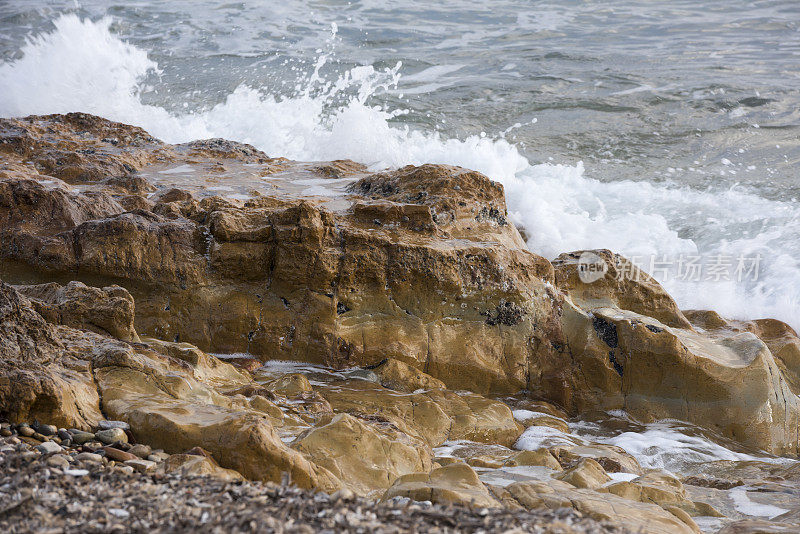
<box><xmin>1</xmin><ymin>0</ymin><xmax>799</xmax><ymax>326</ymax></box>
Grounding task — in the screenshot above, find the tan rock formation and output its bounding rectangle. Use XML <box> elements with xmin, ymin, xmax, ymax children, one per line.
<box><xmin>503</xmin><ymin>478</ymin><xmax>699</xmax><ymax>534</ymax></box>
<box><xmin>0</xmin><ymin>282</ymin><xmax>102</xmax><ymax>430</ymax></box>
<box><xmin>551</xmin><ymin>250</ymin><xmax>800</xmax><ymax>456</ymax></box>
<box><xmin>369</xmin><ymin>358</ymin><xmax>445</xmax><ymax>392</ymax></box>
<box><xmin>15</xmin><ymin>281</ymin><xmax>139</xmax><ymax>342</ymax></box>
<box><xmin>553</xmin><ymin>458</ymin><xmax>611</xmax><ymax>489</ymax></box>
<box><xmin>602</xmin><ymin>471</ymin><xmax>722</xmax><ymax>517</ymax></box>
<box><xmin>2</xmin><ymin>112</ymin><xmax>800</xmax><ymax>465</ymax></box>
<box><xmin>382</xmin><ymin>463</ymin><xmax>500</xmax><ymax>508</ymax></box>
<box><xmin>291</xmin><ymin>413</ymin><xmax>432</xmax><ymax>497</ymax></box>
<box><xmin>163</xmin><ymin>453</ymin><xmax>245</xmax><ymax>481</ymax></box>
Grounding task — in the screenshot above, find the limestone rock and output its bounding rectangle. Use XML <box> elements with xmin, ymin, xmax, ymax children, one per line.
<box><xmin>504</xmin><ymin>449</ymin><xmax>562</xmax><ymax>471</ymax></box>
<box><xmin>591</xmin><ymin>307</ymin><xmax>800</xmax><ymax>455</ymax></box>
<box><xmin>552</xmin><ymin>249</ymin><xmax>691</xmax><ymax>328</ymax></box>
<box><xmin>0</xmin><ymin>282</ymin><xmax>102</xmax><ymax>430</ymax></box>
<box><xmin>15</xmin><ymin>281</ymin><xmax>139</xmax><ymax>341</ymax></box>
<box><xmin>505</xmin><ymin>479</ymin><xmax>697</xmax><ymax>534</ymax></box>
<box><xmin>163</xmin><ymin>453</ymin><xmax>244</xmax><ymax>481</ymax></box>
<box><xmin>554</xmin><ymin>458</ymin><xmax>611</xmax><ymax>489</ymax></box>
<box><xmin>382</xmin><ymin>463</ymin><xmax>500</xmax><ymax>508</ymax></box>
<box><xmin>370</xmin><ymin>358</ymin><xmax>445</xmax><ymax>392</ymax></box>
<box><xmin>317</xmin><ymin>378</ymin><xmax>522</xmax><ymax>447</ymax></box>
<box><xmin>549</xmin><ymin>249</ymin><xmax>800</xmax><ymax>456</ymax></box>
<box><xmin>602</xmin><ymin>471</ymin><xmax>723</xmax><ymax>517</ymax></box>
<box><xmin>291</xmin><ymin>413</ymin><xmax>432</xmax><ymax>497</ymax></box>
<box><xmin>549</xmin><ymin>443</ymin><xmax>643</xmax><ymax>475</ymax></box>
<box><xmin>0</xmin><ymin>114</ymin><xmax>561</xmax><ymax>396</ymax></box>
<box><xmin>264</xmin><ymin>373</ymin><xmax>313</xmax><ymax>396</ymax></box>
<box><xmin>716</xmin><ymin>520</ymin><xmax>800</xmax><ymax>534</ymax></box>
<box><xmin>686</xmin><ymin>310</ymin><xmax>800</xmax><ymax>397</ymax></box>
<box><xmin>94</xmin><ymin>348</ymin><xmax>340</xmax><ymax>491</ymax></box>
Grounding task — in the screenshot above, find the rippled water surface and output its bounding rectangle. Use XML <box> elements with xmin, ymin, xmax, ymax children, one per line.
<box><xmin>1</xmin><ymin>0</ymin><xmax>799</xmax><ymax>327</ymax></box>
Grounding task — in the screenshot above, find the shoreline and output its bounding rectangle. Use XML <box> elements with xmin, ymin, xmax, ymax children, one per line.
<box><xmin>0</xmin><ymin>112</ymin><xmax>798</xmax><ymax>534</ymax></box>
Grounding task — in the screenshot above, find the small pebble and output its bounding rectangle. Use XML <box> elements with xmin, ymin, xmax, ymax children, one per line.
<box><xmin>69</xmin><ymin>431</ymin><xmax>96</xmax><ymax>445</ymax></box>
<box><xmin>116</xmin><ymin>465</ymin><xmax>135</xmax><ymax>475</ymax></box>
<box><xmin>76</xmin><ymin>452</ymin><xmax>103</xmax><ymax>463</ymax></box>
<box><xmin>332</xmin><ymin>488</ymin><xmax>355</xmax><ymax>501</ymax></box>
<box><xmin>34</xmin><ymin>423</ymin><xmax>58</xmax><ymax>436</ymax></box>
<box><xmin>18</xmin><ymin>426</ymin><xmax>34</xmax><ymax>437</ymax></box>
<box><xmin>124</xmin><ymin>459</ymin><xmax>156</xmax><ymax>473</ymax></box>
<box><xmin>96</xmin><ymin>428</ymin><xmax>128</xmax><ymax>445</ymax></box>
<box><xmin>108</xmin><ymin>508</ymin><xmax>130</xmax><ymax>519</ymax></box>
<box><xmin>64</xmin><ymin>468</ymin><xmax>89</xmax><ymax>477</ymax></box>
<box><xmin>128</xmin><ymin>444</ymin><xmax>152</xmax><ymax>459</ymax></box>
<box><xmin>36</xmin><ymin>441</ymin><xmax>62</xmax><ymax>454</ymax></box>
<box><xmin>46</xmin><ymin>455</ymin><xmax>70</xmax><ymax>469</ymax></box>
<box><xmin>98</xmin><ymin>420</ymin><xmax>130</xmax><ymax>431</ymax></box>
<box><xmin>103</xmin><ymin>446</ymin><xmax>137</xmax><ymax>462</ymax></box>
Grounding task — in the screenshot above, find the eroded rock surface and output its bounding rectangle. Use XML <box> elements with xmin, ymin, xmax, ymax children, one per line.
<box><xmin>2</xmin><ymin>113</ymin><xmax>800</xmax><ymax>533</ymax></box>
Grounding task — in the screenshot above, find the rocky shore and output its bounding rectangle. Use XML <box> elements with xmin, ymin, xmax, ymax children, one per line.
<box><xmin>1</xmin><ymin>113</ymin><xmax>799</xmax><ymax>533</ymax></box>
<box><xmin>0</xmin><ymin>435</ymin><xmax>623</xmax><ymax>534</ymax></box>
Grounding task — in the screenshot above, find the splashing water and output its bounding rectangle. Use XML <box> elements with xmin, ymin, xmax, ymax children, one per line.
<box><xmin>0</xmin><ymin>14</ymin><xmax>798</xmax><ymax>329</ymax></box>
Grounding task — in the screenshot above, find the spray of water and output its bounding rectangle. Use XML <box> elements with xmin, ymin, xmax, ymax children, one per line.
<box><xmin>0</xmin><ymin>14</ymin><xmax>798</xmax><ymax>329</ymax></box>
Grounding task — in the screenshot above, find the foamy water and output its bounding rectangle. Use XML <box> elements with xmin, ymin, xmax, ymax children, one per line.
<box><xmin>0</xmin><ymin>11</ymin><xmax>798</xmax><ymax>330</ymax></box>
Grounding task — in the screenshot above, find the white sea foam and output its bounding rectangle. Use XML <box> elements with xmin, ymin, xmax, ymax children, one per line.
<box><xmin>1</xmin><ymin>14</ymin><xmax>798</xmax><ymax>329</ymax></box>
<box><xmin>729</xmin><ymin>486</ymin><xmax>789</xmax><ymax>518</ymax></box>
<box><xmin>516</xmin><ymin>417</ymin><xmax>795</xmax><ymax>475</ymax></box>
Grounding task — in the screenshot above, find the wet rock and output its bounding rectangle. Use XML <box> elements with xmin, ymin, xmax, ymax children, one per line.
<box><xmin>551</xmin><ymin>250</ymin><xmax>800</xmax><ymax>456</ymax></box>
<box><xmin>1</xmin><ymin>116</ymin><xmax>558</xmax><ymax>397</ymax></box>
<box><xmin>552</xmin><ymin>249</ymin><xmax>691</xmax><ymax>329</ymax></box>
<box><xmin>263</xmin><ymin>374</ymin><xmax>313</xmax><ymax>396</ymax></box>
<box><xmin>319</xmin><ymin>379</ymin><xmax>522</xmax><ymax>448</ymax></box>
<box><xmin>603</xmin><ymin>471</ymin><xmax>722</xmax><ymax>518</ymax></box>
<box><xmin>716</xmin><ymin>520</ymin><xmax>800</xmax><ymax>533</ymax></box>
<box><xmin>549</xmin><ymin>443</ymin><xmax>642</xmax><ymax>475</ymax></box>
<box><xmin>504</xmin><ymin>449</ymin><xmax>562</xmax><ymax>471</ymax></box>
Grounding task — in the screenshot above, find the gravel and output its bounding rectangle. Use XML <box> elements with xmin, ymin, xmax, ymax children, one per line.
<box><xmin>0</xmin><ymin>445</ymin><xmax>626</xmax><ymax>534</ymax></box>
